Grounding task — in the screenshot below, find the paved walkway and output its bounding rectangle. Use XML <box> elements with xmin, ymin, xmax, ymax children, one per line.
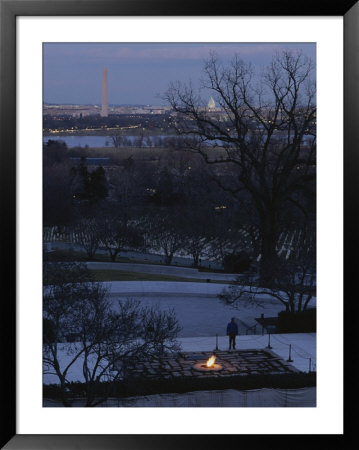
<box><xmin>104</xmin><ymin>280</ymin><xmax>231</xmax><ymax>297</ymax></box>
<box><xmin>178</xmin><ymin>334</ymin><xmax>316</xmax><ymax>373</ymax></box>
<box><xmin>43</xmin><ymin>333</ymin><xmax>316</xmax><ymax>385</ymax></box>
<box><xmin>119</xmin><ymin>349</ymin><xmax>300</xmax><ymax>381</ymax></box>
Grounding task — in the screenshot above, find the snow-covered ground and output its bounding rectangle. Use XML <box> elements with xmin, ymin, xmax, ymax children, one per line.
<box><xmin>180</xmin><ymin>333</ymin><xmax>316</xmax><ymax>373</ymax></box>
<box><xmin>105</xmin><ymin>280</ymin><xmax>237</xmax><ymax>298</ymax></box>
<box><xmin>110</xmin><ymin>292</ymin><xmax>278</xmax><ymax>337</ymax></box>
<box><xmin>44</xmin><ymin>280</ymin><xmax>316</xmax><ymax>386</ymax></box>
<box><xmin>44</xmin><ymin>283</ymin><xmax>316</xmax><ymax>386</ymax></box>
<box><xmin>43</xmin><ymin>333</ymin><xmax>316</xmax><ymax>385</ymax></box>
<box><xmin>104</xmin><ymin>281</ymin><xmax>316</xmax><ymax>338</ymax></box>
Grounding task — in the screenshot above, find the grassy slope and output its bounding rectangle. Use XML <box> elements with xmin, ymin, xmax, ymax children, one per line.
<box><xmin>46</xmin><ymin>249</ymin><xmax>231</xmax><ymax>283</ymax></box>
<box><xmin>90</xmin><ymin>269</ymin><xmax>226</xmax><ymax>284</ymax></box>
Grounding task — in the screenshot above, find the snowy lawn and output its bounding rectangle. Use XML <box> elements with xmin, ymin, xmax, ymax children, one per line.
<box><xmin>43</xmin><ymin>333</ymin><xmax>316</xmax><ymax>385</ymax></box>
<box><xmin>44</xmin><ymin>281</ymin><xmax>316</xmax><ymax>385</ymax></box>
<box><xmin>104</xmin><ymin>281</ymin><xmax>316</xmax><ymax>338</ymax></box>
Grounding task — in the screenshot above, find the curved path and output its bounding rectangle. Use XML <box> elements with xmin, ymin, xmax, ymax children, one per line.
<box><xmin>102</xmin><ymin>281</ymin><xmax>297</xmax><ymax>338</ymax></box>
<box><xmin>104</xmin><ymin>280</ymin><xmax>230</xmax><ymax>297</ymax></box>
<box><xmin>86</xmin><ymin>261</ymin><xmax>239</xmax><ymax>282</ymax></box>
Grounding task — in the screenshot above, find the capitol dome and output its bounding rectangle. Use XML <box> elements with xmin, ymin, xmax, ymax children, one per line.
<box><xmin>208</xmin><ymin>96</ymin><xmax>216</xmax><ymax>109</ymax></box>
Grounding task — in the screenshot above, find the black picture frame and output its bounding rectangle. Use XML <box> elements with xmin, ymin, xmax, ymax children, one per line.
<box><xmin>1</xmin><ymin>0</ymin><xmax>356</xmax><ymax>448</ymax></box>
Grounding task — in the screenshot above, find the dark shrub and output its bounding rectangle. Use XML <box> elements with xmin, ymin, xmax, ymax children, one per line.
<box><xmin>223</xmin><ymin>252</ymin><xmax>251</xmax><ymax>273</ymax></box>
<box><xmin>43</xmin><ymin>372</ymin><xmax>316</xmax><ymax>401</ymax></box>
<box><xmin>43</xmin><ymin>318</ymin><xmax>56</xmax><ymax>343</ymax></box>
<box><xmin>277</xmin><ymin>308</ymin><xmax>316</xmax><ymax>333</ymax></box>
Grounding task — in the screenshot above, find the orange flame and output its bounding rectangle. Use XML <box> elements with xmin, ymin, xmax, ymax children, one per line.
<box><xmin>206</xmin><ymin>355</ymin><xmax>216</xmax><ymax>368</ymax></box>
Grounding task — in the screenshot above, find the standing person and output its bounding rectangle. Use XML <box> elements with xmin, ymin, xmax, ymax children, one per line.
<box><xmin>227</xmin><ymin>317</ymin><xmax>238</xmax><ymax>350</ymax></box>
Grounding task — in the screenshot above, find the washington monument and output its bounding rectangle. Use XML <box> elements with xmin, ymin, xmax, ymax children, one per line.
<box><xmin>101</xmin><ymin>67</ymin><xmax>108</xmax><ymax>117</ymax></box>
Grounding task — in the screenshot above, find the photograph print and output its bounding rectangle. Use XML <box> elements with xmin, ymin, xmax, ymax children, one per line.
<box><xmin>42</xmin><ymin>42</ymin><xmax>316</xmax><ymax>407</ymax></box>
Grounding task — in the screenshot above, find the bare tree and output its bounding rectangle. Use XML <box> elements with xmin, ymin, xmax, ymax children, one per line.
<box><xmin>134</xmin><ymin>129</ymin><xmax>145</xmax><ymax>147</ymax></box>
<box><xmin>111</xmin><ymin>135</ymin><xmax>124</xmax><ymax>148</ymax></box>
<box><xmin>185</xmin><ymin>235</ymin><xmax>208</xmax><ymax>268</ymax></box>
<box><xmin>145</xmin><ymin>211</ymin><xmax>186</xmax><ymax>265</ymax></box>
<box><xmin>99</xmin><ymin>212</ymin><xmax>144</xmax><ymax>262</ymax></box>
<box><xmin>219</xmin><ymin>230</ymin><xmax>316</xmax><ymax>313</ymax></box>
<box><xmin>207</xmin><ymin>222</ymin><xmax>254</xmax><ymax>269</ymax></box>
<box><xmin>43</xmin><ymin>262</ymin><xmax>181</xmax><ymax>407</ymax></box>
<box><xmin>75</xmin><ymin>217</ymin><xmax>101</xmax><ymax>260</ymax></box>
<box><xmin>144</xmin><ymin>135</ymin><xmax>153</xmax><ymax>148</ymax></box>
<box><xmin>164</xmin><ymin>50</ymin><xmax>316</xmax><ymax>282</ymax></box>
<box><xmin>174</xmin><ymin>205</ymin><xmax>211</xmax><ymax>267</ymax></box>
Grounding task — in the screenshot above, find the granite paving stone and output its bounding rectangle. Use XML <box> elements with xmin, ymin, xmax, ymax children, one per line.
<box><xmin>114</xmin><ymin>349</ymin><xmax>300</xmax><ymax>380</ymax></box>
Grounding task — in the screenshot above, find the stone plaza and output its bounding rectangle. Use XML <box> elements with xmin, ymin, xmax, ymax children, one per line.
<box><xmin>124</xmin><ymin>349</ymin><xmax>300</xmax><ymax>380</ymax></box>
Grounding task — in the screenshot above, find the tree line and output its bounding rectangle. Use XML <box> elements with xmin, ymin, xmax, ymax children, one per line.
<box><xmin>43</xmin><ymin>49</ymin><xmax>316</xmax><ymax>306</ymax></box>
<box><xmin>43</xmin><ymin>261</ymin><xmax>181</xmax><ymax>406</ymax></box>
<box><xmin>42</xmin><ymin>50</ymin><xmax>317</xmax><ymax>406</ymax></box>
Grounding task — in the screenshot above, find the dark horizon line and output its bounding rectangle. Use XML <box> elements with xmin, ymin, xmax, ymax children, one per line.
<box><xmin>43</xmin><ymin>102</ymin><xmax>167</xmax><ymax>107</ymax></box>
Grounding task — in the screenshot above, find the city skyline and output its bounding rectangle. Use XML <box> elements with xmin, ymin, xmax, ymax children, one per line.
<box><xmin>43</xmin><ymin>42</ymin><xmax>316</xmax><ymax>105</ymax></box>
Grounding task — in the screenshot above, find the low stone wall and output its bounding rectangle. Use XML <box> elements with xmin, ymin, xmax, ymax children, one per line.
<box><xmin>44</xmin><ymin>387</ymin><xmax>316</xmax><ymax>407</ymax></box>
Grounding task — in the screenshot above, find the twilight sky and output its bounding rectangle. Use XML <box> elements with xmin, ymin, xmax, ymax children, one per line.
<box><xmin>43</xmin><ymin>43</ymin><xmax>316</xmax><ymax>106</ymax></box>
